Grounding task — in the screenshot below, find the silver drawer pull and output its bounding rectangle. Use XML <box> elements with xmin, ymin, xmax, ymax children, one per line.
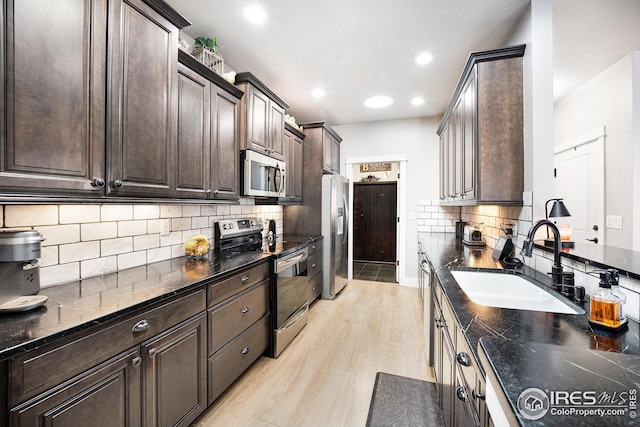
<box><xmin>132</xmin><ymin>319</ymin><xmax>150</xmax><ymax>333</ymax></box>
<box><xmin>148</xmin><ymin>348</ymin><xmax>157</xmax><ymax>358</ymax></box>
<box><xmin>241</xmin><ymin>307</ymin><xmax>249</xmax><ymax>314</ymax></box>
<box><xmin>456</xmin><ymin>386</ymin><xmax>467</xmax><ymax>402</ymax></box>
<box><xmin>456</xmin><ymin>352</ymin><xmax>471</xmax><ymax>367</ymax></box>
<box><xmin>132</xmin><ymin>357</ymin><xmax>142</xmax><ymax>368</ymax></box>
<box><xmin>472</xmin><ymin>390</ymin><xmax>486</xmax><ymax>401</ymax></box>
<box><xmin>312</xmin><ymin>264</ymin><xmax>316</xmax><ymax>269</ymax></box>
<box><xmin>241</xmin><ymin>275</ymin><xmax>250</xmax><ymax>283</ymax></box>
<box><xmin>241</xmin><ymin>347</ymin><xmax>249</xmax><ymax>355</ymax></box>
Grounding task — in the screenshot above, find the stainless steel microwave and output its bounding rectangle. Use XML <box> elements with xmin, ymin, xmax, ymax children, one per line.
<box><xmin>241</xmin><ymin>150</ymin><xmax>286</xmax><ymax>198</ymax></box>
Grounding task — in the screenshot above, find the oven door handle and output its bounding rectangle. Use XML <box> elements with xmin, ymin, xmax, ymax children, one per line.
<box><xmin>280</xmin><ymin>302</ymin><xmax>309</xmax><ymax>330</ymax></box>
<box><xmin>276</xmin><ymin>250</ymin><xmax>308</xmax><ymax>273</ymax></box>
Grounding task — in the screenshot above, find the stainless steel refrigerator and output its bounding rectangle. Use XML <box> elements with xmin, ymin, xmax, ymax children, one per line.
<box><xmin>321</xmin><ymin>174</ymin><xmax>349</xmax><ymax>299</ymax></box>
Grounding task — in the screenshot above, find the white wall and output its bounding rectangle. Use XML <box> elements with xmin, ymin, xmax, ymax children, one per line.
<box><xmin>335</xmin><ymin>116</ymin><xmax>441</xmax><ymax>285</ymax></box>
<box><xmin>554</xmin><ymin>53</ymin><xmax>634</xmax><ymax>249</ymax></box>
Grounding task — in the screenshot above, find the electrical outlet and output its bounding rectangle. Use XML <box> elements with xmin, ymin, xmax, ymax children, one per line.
<box><xmin>606</xmin><ymin>215</ymin><xmax>623</xmax><ymax>230</ymax></box>
<box><xmin>161</xmin><ymin>219</ymin><xmax>171</xmax><ymax>236</ymax></box>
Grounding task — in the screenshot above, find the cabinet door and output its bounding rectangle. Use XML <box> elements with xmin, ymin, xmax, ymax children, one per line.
<box><xmin>211</xmin><ymin>87</ymin><xmax>240</xmax><ymax>199</ymax></box>
<box><xmin>142</xmin><ymin>314</ymin><xmax>207</xmax><ymax>427</ymax></box>
<box><xmin>269</xmin><ymin>102</ymin><xmax>285</xmax><ymax>160</ymax></box>
<box><xmin>291</xmin><ymin>134</ymin><xmax>304</xmax><ymax>200</ymax></box>
<box><xmin>11</xmin><ymin>349</ymin><xmax>142</xmax><ymax>427</ymax></box>
<box><xmin>322</xmin><ymin>131</ymin><xmax>334</xmax><ymax>173</ymax></box>
<box><xmin>246</xmin><ymin>86</ymin><xmax>270</xmax><ymax>155</ymax></box>
<box><xmin>0</xmin><ymin>0</ymin><xmax>107</xmax><ymax>195</ymax></box>
<box><xmin>454</xmin><ymin>372</ymin><xmax>478</xmax><ymax>427</ymax></box>
<box><xmin>441</xmin><ymin>331</ymin><xmax>455</xmax><ymax>427</ymax></box>
<box><xmin>107</xmin><ymin>0</ymin><xmax>178</xmax><ymax>197</ymax></box>
<box><xmin>176</xmin><ymin>64</ymin><xmax>210</xmax><ymax>199</ymax></box>
<box><xmin>282</xmin><ymin>130</ymin><xmax>294</xmax><ymax>198</ymax></box>
<box><xmin>331</xmin><ymin>138</ymin><xmax>340</xmax><ymax>174</ymax></box>
<box><xmin>439</xmin><ymin>125</ymin><xmax>449</xmax><ymax>200</ymax></box>
<box><xmin>453</xmin><ymin>98</ymin><xmax>464</xmax><ymax>198</ymax></box>
<box><xmin>462</xmin><ymin>70</ymin><xmax>476</xmax><ymax>199</ymax></box>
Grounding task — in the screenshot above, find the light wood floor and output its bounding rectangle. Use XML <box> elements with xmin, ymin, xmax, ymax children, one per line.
<box><xmin>193</xmin><ymin>279</ymin><xmax>431</xmax><ymax>427</ymax></box>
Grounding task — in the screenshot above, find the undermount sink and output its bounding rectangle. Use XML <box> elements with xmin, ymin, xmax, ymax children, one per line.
<box><xmin>450</xmin><ymin>270</ymin><xmax>585</xmax><ymax>315</ymax></box>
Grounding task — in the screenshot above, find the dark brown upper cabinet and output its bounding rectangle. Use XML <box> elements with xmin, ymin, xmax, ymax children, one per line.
<box><xmin>106</xmin><ymin>0</ymin><xmax>186</xmax><ymax>198</ymax></box>
<box><xmin>176</xmin><ymin>51</ymin><xmax>243</xmax><ymax>200</ymax></box>
<box><xmin>235</xmin><ymin>72</ymin><xmax>288</xmax><ymax>161</ymax></box>
<box><xmin>437</xmin><ymin>44</ymin><xmax>525</xmax><ymax>206</ymax></box>
<box><xmin>0</xmin><ymin>0</ymin><xmax>108</xmax><ymax>195</ymax></box>
<box><xmin>279</xmin><ymin>123</ymin><xmax>304</xmax><ymax>204</ymax></box>
<box><xmin>299</xmin><ymin>122</ymin><xmax>342</xmax><ymax>175</ymax></box>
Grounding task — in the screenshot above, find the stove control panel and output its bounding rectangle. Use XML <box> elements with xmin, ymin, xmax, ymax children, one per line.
<box><xmin>216</xmin><ymin>218</ymin><xmax>263</xmax><ymax>237</ymax></box>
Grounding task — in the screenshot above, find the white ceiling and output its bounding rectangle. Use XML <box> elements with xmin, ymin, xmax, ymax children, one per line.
<box><xmin>165</xmin><ymin>0</ymin><xmax>640</xmax><ymax>127</ymax></box>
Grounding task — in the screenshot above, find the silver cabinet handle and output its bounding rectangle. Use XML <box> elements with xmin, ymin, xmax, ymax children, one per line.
<box><xmin>456</xmin><ymin>352</ymin><xmax>471</xmax><ymax>367</ymax></box>
<box><xmin>132</xmin><ymin>319</ymin><xmax>150</xmax><ymax>333</ymax></box>
<box><xmin>112</xmin><ymin>179</ymin><xmax>123</xmax><ymax>188</ymax></box>
<box><xmin>456</xmin><ymin>386</ymin><xmax>467</xmax><ymax>402</ymax></box>
<box><xmin>472</xmin><ymin>390</ymin><xmax>486</xmax><ymax>401</ymax></box>
<box><xmin>241</xmin><ymin>275</ymin><xmax>250</xmax><ymax>283</ymax></box>
<box><xmin>312</xmin><ymin>264</ymin><xmax>316</xmax><ymax>269</ymax></box>
<box><xmin>241</xmin><ymin>347</ymin><xmax>249</xmax><ymax>355</ymax></box>
<box><xmin>241</xmin><ymin>307</ymin><xmax>249</xmax><ymax>314</ymax></box>
<box><xmin>132</xmin><ymin>357</ymin><xmax>142</xmax><ymax>368</ymax></box>
<box><xmin>148</xmin><ymin>348</ymin><xmax>157</xmax><ymax>358</ymax></box>
<box><xmin>92</xmin><ymin>178</ymin><xmax>105</xmax><ymax>188</ymax></box>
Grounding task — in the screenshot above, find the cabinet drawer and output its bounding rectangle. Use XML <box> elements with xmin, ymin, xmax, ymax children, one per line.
<box><xmin>208</xmin><ymin>279</ymin><xmax>270</xmax><ymax>355</ymax></box>
<box><xmin>10</xmin><ymin>289</ymin><xmax>205</xmax><ymax>406</ymax></box>
<box><xmin>308</xmin><ymin>240</ymin><xmax>322</xmax><ymax>255</ymax></box>
<box><xmin>207</xmin><ymin>261</ymin><xmax>270</xmax><ymax>307</ymax></box>
<box><xmin>308</xmin><ymin>250</ymin><xmax>322</xmax><ymax>276</ymax></box>
<box><xmin>208</xmin><ymin>315</ymin><xmax>269</xmax><ymax>403</ymax></box>
<box><xmin>308</xmin><ymin>272</ymin><xmax>322</xmax><ymax>303</ymax></box>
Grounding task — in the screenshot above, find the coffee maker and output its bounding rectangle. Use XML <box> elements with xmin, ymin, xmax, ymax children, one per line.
<box><xmin>0</xmin><ymin>229</ymin><xmax>47</xmax><ymax>312</ymax></box>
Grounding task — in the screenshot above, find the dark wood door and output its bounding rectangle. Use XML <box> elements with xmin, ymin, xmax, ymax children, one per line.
<box><xmin>210</xmin><ymin>86</ymin><xmax>240</xmax><ymax>199</ymax></box>
<box><xmin>246</xmin><ymin>86</ymin><xmax>269</xmax><ymax>155</ymax></box>
<box><xmin>11</xmin><ymin>348</ymin><xmax>142</xmax><ymax>427</ymax></box>
<box><xmin>142</xmin><ymin>314</ymin><xmax>207</xmax><ymax>427</ymax></box>
<box><xmin>354</xmin><ymin>182</ymin><xmax>397</xmax><ymax>262</ymax></box>
<box><xmin>176</xmin><ymin>64</ymin><xmax>210</xmax><ymax>199</ymax></box>
<box><xmin>107</xmin><ymin>0</ymin><xmax>178</xmax><ymax>197</ymax></box>
<box><xmin>0</xmin><ymin>0</ymin><xmax>107</xmax><ymax>195</ymax></box>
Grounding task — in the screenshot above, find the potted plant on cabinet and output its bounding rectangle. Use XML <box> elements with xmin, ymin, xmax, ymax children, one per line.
<box><xmin>191</xmin><ymin>36</ymin><xmax>224</xmax><ymax>75</ymax></box>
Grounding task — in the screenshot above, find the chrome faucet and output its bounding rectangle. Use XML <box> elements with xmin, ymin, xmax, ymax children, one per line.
<box><xmin>521</xmin><ymin>219</ymin><xmax>564</xmax><ymax>287</ymax></box>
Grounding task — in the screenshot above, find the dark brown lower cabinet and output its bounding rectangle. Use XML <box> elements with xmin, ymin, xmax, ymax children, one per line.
<box><xmin>354</xmin><ymin>182</ymin><xmax>397</xmax><ymax>262</ymax></box>
<box><xmin>11</xmin><ymin>348</ymin><xmax>142</xmax><ymax>427</ymax></box>
<box><xmin>142</xmin><ymin>314</ymin><xmax>207</xmax><ymax>427</ymax></box>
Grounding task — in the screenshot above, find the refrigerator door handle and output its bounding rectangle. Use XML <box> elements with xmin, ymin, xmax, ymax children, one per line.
<box><xmin>342</xmin><ymin>193</ymin><xmax>349</xmax><ymax>245</ymax></box>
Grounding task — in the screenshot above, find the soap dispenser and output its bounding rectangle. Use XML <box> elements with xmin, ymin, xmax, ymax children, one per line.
<box><xmin>608</xmin><ymin>269</ymin><xmax>627</xmax><ymax>324</ymax></box>
<box><xmin>589</xmin><ymin>271</ymin><xmax>628</xmax><ymax>332</ymax></box>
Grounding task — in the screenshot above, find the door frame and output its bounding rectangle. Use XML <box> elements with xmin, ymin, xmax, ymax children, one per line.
<box><xmin>345</xmin><ymin>155</ymin><xmax>407</xmax><ymax>285</ymax></box>
<box><xmin>554</xmin><ymin>126</ymin><xmax>605</xmax><ymax>245</ymax></box>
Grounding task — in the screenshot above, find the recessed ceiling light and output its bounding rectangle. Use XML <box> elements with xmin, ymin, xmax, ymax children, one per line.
<box><xmin>364</xmin><ymin>95</ymin><xmax>394</xmax><ymax>109</ymax></box>
<box><xmin>414</xmin><ymin>52</ymin><xmax>434</xmax><ymax>65</ymax></box>
<box><xmin>411</xmin><ymin>97</ymin><xmax>425</xmax><ymax>106</ymax></box>
<box><xmin>243</xmin><ymin>5</ymin><xmax>268</xmax><ymax>24</ymax></box>
<box><xmin>311</xmin><ymin>88</ymin><xmax>326</xmax><ymax>99</ymax></box>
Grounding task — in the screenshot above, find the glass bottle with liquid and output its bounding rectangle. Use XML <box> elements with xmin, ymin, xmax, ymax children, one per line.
<box><xmin>589</xmin><ymin>271</ymin><xmax>625</xmax><ymax>329</ymax></box>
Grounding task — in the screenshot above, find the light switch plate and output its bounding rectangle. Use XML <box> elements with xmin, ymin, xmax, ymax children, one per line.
<box><xmin>161</xmin><ymin>219</ymin><xmax>171</xmax><ymax>236</ymax></box>
<box><xmin>606</xmin><ymin>215</ymin><xmax>623</xmax><ymax>229</ymax></box>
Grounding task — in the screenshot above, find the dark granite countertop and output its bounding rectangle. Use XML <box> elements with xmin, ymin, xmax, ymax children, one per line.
<box><xmin>418</xmin><ymin>232</ymin><xmax>640</xmax><ymax>426</ymax></box>
<box><xmin>0</xmin><ymin>234</ymin><xmax>320</xmax><ymax>361</ymax></box>
<box><xmin>535</xmin><ymin>240</ymin><xmax>640</xmax><ymax>281</ymax></box>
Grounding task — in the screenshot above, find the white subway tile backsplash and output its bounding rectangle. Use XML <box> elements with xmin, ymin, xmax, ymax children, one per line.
<box><xmin>40</xmin><ymin>246</ymin><xmax>58</xmax><ymax>267</ymax></box>
<box><xmin>171</xmin><ymin>217</ymin><xmax>192</xmax><ymax>231</ymax></box>
<box><xmin>147</xmin><ymin>246</ymin><xmax>172</xmax><ymax>263</ymax></box>
<box><xmin>133</xmin><ymin>205</ymin><xmax>160</xmax><ymax>220</ymax></box>
<box><xmin>118</xmin><ymin>220</ymin><xmax>147</xmax><ymax>237</ymax></box>
<box><xmin>101</xmin><ymin>237</ymin><xmax>134</xmax><ymax>256</ymax></box>
<box><xmin>60</xmin><ymin>205</ymin><xmax>101</xmax><ymax>224</ymax></box>
<box><xmin>147</xmin><ymin>219</ymin><xmax>162</xmax><ymax>234</ymax></box>
<box><xmin>134</xmin><ymin>234</ymin><xmax>160</xmax><ymax>251</ymax></box>
<box><xmin>81</xmin><ymin>256</ymin><xmax>118</xmax><ymax>277</ymax></box>
<box><xmin>5</xmin><ymin>205</ymin><xmax>58</xmax><ymax>227</ymax></box>
<box><xmin>182</xmin><ymin>205</ymin><xmax>201</xmax><ymax>217</ymax></box>
<box><xmin>101</xmin><ymin>205</ymin><xmax>133</xmax><ymax>222</ymax></box>
<box><xmin>229</xmin><ymin>205</ymin><xmax>242</xmax><ymax>215</ymax></box>
<box><xmin>160</xmin><ymin>205</ymin><xmax>182</xmax><ymax>218</ymax></box>
<box><xmin>192</xmin><ymin>216</ymin><xmax>209</xmax><ymax>229</ymax></box>
<box><xmin>59</xmin><ymin>241</ymin><xmax>100</xmax><ymax>263</ymax></box>
<box><xmin>81</xmin><ymin>222</ymin><xmax>117</xmax><ymax>241</ymax></box>
<box><xmin>117</xmin><ymin>251</ymin><xmax>146</xmax><ymax>270</ymax></box>
<box><xmin>41</xmin><ymin>263</ymin><xmax>80</xmax><ymax>287</ymax></box>
<box><xmin>160</xmin><ymin>231</ymin><xmax>182</xmax><ymax>247</ymax></box>
<box><xmin>38</xmin><ymin>224</ymin><xmax>80</xmax><ymax>246</ymax></box>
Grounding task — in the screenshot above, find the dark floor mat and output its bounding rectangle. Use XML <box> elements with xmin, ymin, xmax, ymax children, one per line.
<box><xmin>366</xmin><ymin>372</ymin><xmax>444</xmax><ymax>427</ymax></box>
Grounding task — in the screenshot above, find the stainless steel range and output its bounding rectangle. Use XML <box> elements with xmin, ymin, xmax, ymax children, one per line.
<box><xmin>214</xmin><ymin>218</ymin><xmax>309</xmax><ymax>358</ymax></box>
